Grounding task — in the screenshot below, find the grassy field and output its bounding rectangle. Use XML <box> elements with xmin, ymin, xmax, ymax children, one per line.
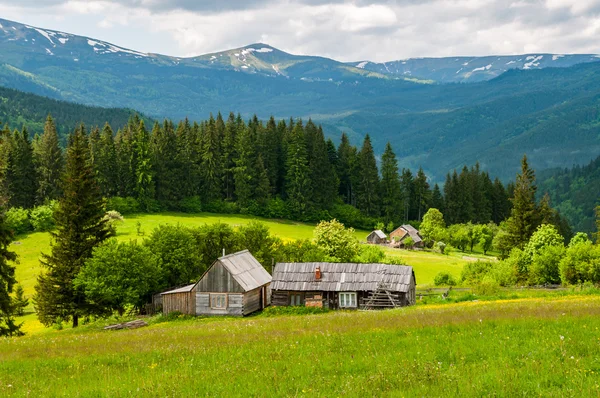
<box><xmin>1</xmin><ymin>295</ymin><xmax>600</xmax><ymax>396</ymax></box>
<box><xmin>9</xmin><ymin>212</ymin><xmax>491</xmax><ymax>334</ymax></box>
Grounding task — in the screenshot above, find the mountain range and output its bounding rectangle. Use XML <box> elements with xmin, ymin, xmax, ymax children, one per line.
<box><xmin>0</xmin><ymin>17</ymin><xmax>600</xmax><ymax>182</ymax></box>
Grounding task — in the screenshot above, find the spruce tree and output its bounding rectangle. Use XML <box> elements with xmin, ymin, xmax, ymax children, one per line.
<box><xmin>380</xmin><ymin>142</ymin><xmax>402</xmax><ymax>225</ymax></box>
<box><xmin>35</xmin><ymin>116</ymin><xmax>64</xmax><ymax>203</ymax></box>
<box><xmin>94</xmin><ymin>123</ymin><xmax>117</xmax><ymax>197</ymax></box>
<box><xmin>34</xmin><ymin>125</ymin><xmax>113</xmax><ymax>328</ymax></box>
<box><xmin>356</xmin><ymin>135</ymin><xmax>380</xmax><ymax>217</ymax></box>
<box><xmin>400</xmin><ymin>169</ymin><xmax>414</xmax><ymax>223</ymax></box>
<box><xmin>285</xmin><ymin>121</ymin><xmax>312</xmax><ymax>217</ymax></box>
<box><xmin>134</xmin><ymin>121</ymin><xmax>155</xmax><ymax>211</ymax></box>
<box><xmin>307</xmin><ymin>123</ymin><xmax>338</xmax><ymax>209</ymax></box>
<box><xmin>234</xmin><ymin>122</ymin><xmax>257</xmax><ymax>208</ymax></box>
<box><xmin>221</xmin><ymin>113</ymin><xmax>238</xmax><ymax>201</ymax></box>
<box><xmin>413</xmin><ymin>167</ymin><xmax>431</xmax><ymax>221</ymax></box>
<box><xmin>443</xmin><ymin>171</ymin><xmax>460</xmax><ymax>224</ymax></box>
<box><xmin>0</xmin><ymin>202</ymin><xmax>21</xmax><ymax>336</ymax></box>
<box><xmin>6</xmin><ymin>128</ymin><xmax>37</xmax><ymax>208</ymax></box>
<box><xmin>201</xmin><ymin>114</ymin><xmax>223</xmax><ymax>202</ymax></box>
<box><xmin>505</xmin><ymin>155</ymin><xmax>538</xmax><ymax>249</ymax></box>
<box><xmin>431</xmin><ymin>183</ymin><xmax>444</xmax><ymax>212</ymax></box>
<box><xmin>337</xmin><ymin>133</ymin><xmax>357</xmax><ymax>205</ymax></box>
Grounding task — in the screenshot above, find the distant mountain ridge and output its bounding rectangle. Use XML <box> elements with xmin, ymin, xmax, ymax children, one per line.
<box><xmin>350</xmin><ymin>54</ymin><xmax>600</xmax><ymax>83</ymax></box>
<box><xmin>0</xmin><ymin>17</ymin><xmax>599</xmax><ymax>183</ymax></box>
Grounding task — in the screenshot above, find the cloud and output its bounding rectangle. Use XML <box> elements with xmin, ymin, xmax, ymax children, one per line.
<box><xmin>1</xmin><ymin>0</ymin><xmax>600</xmax><ymax>61</ymax></box>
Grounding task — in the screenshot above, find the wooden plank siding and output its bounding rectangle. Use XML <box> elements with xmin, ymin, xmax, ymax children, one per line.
<box><xmin>242</xmin><ymin>288</ymin><xmax>263</xmax><ymax>316</ymax></box>
<box><xmin>162</xmin><ymin>291</ymin><xmax>196</xmax><ymax>315</ymax></box>
<box><xmin>196</xmin><ymin>293</ymin><xmax>244</xmax><ymax>316</ymax></box>
<box><xmin>195</xmin><ymin>262</ymin><xmax>245</xmax><ymax>293</ymax></box>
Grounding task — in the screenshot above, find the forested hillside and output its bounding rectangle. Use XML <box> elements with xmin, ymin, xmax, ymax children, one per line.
<box><xmin>1</xmin><ymin>18</ymin><xmax>599</xmax><ymax>181</ymax></box>
<box><xmin>0</xmin><ymin>86</ymin><xmax>144</xmax><ymax>140</ymax></box>
<box><xmin>539</xmin><ymin>155</ymin><xmax>600</xmax><ymax>233</ymax></box>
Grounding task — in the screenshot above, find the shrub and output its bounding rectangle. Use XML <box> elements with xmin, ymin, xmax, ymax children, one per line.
<box><xmin>473</xmin><ymin>276</ymin><xmax>501</xmax><ymax>296</ymax></box>
<box><xmin>524</xmin><ymin>224</ymin><xmax>564</xmax><ymax>259</ymax></box>
<box><xmin>487</xmin><ymin>260</ymin><xmax>518</xmax><ymax>287</ymax></box>
<box><xmin>559</xmin><ymin>241</ymin><xmax>600</xmax><ymax>285</ymax></box>
<box><xmin>264</xmin><ymin>197</ymin><xmax>289</xmax><ymax>219</ymax></box>
<box><xmin>103</xmin><ymin>210</ymin><xmax>124</xmax><ymax>235</ymax></box>
<box><xmin>436</xmin><ymin>241</ymin><xmax>447</xmax><ymax>254</ymax></box>
<box><xmin>106</xmin><ymin>197</ymin><xmax>140</xmax><ymax>215</ymax></box>
<box><xmin>357</xmin><ymin>244</ymin><xmax>386</xmax><ymax>263</ymax></box>
<box><xmin>402</xmin><ymin>236</ymin><xmax>415</xmax><ymax>250</ymax></box>
<box><xmin>6</xmin><ymin>207</ymin><xmax>31</xmax><ymax>235</ymax></box>
<box><xmin>529</xmin><ymin>245</ymin><xmax>565</xmax><ymax>285</ymax></box>
<box><xmin>434</xmin><ymin>272</ymin><xmax>457</xmax><ymax>286</ymax></box>
<box><xmin>203</xmin><ymin>200</ymin><xmax>239</xmax><ymax>214</ymax></box>
<box><xmin>30</xmin><ymin>202</ymin><xmax>57</xmax><ymax>232</ymax></box>
<box><xmin>569</xmin><ymin>232</ymin><xmax>591</xmax><ymax>247</ymax></box>
<box><xmin>259</xmin><ymin>306</ymin><xmax>330</xmax><ymax>317</ymax></box>
<box><xmin>178</xmin><ymin>196</ymin><xmax>202</xmax><ymax>213</ymax></box>
<box><xmin>460</xmin><ymin>261</ymin><xmax>494</xmax><ymax>285</ymax></box>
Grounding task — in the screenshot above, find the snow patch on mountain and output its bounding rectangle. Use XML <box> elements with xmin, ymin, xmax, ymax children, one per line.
<box><xmin>552</xmin><ymin>54</ymin><xmax>564</xmax><ymax>61</ymax></box>
<box><xmin>58</xmin><ymin>38</ymin><xmax>69</xmax><ymax>45</ymax></box>
<box><xmin>524</xmin><ymin>55</ymin><xmax>543</xmax><ymax>69</ymax></box>
<box><xmin>45</xmin><ymin>48</ymin><xmax>54</xmax><ymax>55</ymax></box>
<box><xmin>356</xmin><ymin>61</ymin><xmax>368</xmax><ymax>68</ymax></box>
<box><xmin>472</xmin><ymin>64</ymin><xmax>492</xmax><ymax>72</ymax></box>
<box><xmin>31</xmin><ymin>27</ymin><xmax>55</xmax><ymax>46</ymax></box>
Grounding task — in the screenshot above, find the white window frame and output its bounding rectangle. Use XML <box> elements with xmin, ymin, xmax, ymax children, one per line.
<box><xmin>339</xmin><ymin>292</ymin><xmax>357</xmax><ymax>308</ymax></box>
<box><xmin>210</xmin><ymin>293</ymin><xmax>228</xmax><ymax>309</ymax></box>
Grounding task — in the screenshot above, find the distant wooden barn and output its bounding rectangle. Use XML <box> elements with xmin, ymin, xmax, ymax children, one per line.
<box><xmin>389</xmin><ymin>224</ymin><xmax>424</xmax><ymax>248</ymax></box>
<box><xmin>366</xmin><ymin>230</ymin><xmax>387</xmax><ymax>244</ymax></box>
<box><xmin>161</xmin><ymin>250</ymin><xmax>272</xmax><ymax>317</ymax></box>
<box><xmin>271</xmin><ymin>262</ymin><xmax>416</xmax><ymax>310</ymax></box>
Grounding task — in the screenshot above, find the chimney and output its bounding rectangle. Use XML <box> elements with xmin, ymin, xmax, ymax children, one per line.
<box><xmin>315</xmin><ymin>266</ymin><xmax>322</xmax><ymax>280</ymax></box>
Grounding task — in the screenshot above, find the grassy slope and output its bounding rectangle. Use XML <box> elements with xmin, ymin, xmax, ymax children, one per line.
<box><xmin>11</xmin><ymin>212</ymin><xmax>484</xmax><ymax>333</ymax></box>
<box><xmin>2</xmin><ymin>296</ymin><xmax>600</xmax><ymax>396</ymax></box>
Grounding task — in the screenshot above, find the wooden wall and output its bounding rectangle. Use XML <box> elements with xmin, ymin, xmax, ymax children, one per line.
<box><xmin>162</xmin><ymin>291</ymin><xmax>196</xmax><ymax>315</ymax></box>
<box><xmin>196</xmin><ymin>261</ymin><xmax>244</xmax><ymax>293</ymax></box>
<box><xmin>242</xmin><ymin>288</ymin><xmax>262</xmax><ymax>315</ymax></box>
<box><xmin>196</xmin><ymin>293</ymin><xmax>243</xmax><ymax>316</ymax></box>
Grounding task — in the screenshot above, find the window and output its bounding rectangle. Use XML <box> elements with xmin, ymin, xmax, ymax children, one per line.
<box><xmin>210</xmin><ymin>294</ymin><xmax>227</xmax><ymax>309</ymax></box>
<box><xmin>339</xmin><ymin>292</ymin><xmax>357</xmax><ymax>308</ymax></box>
<box><xmin>290</xmin><ymin>294</ymin><xmax>303</xmax><ymax>306</ymax></box>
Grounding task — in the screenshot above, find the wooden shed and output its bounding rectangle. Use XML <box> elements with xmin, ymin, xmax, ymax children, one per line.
<box><xmin>366</xmin><ymin>230</ymin><xmax>387</xmax><ymax>244</ymax></box>
<box><xmin>161</xmin><ymin>250</ymin><xmax>272</xmax><ymax>317</ymax></box>
<box><xmin>389</xmin><ymin>224</ymin><xmax>424</xmax><ymax>248</ymax></box>
<box><xmin>271</xmin><ymin>262</ymin><xmax>416</xmax><ymax>310</ymax></box>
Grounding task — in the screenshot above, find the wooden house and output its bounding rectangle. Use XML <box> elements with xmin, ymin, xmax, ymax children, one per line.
<box><xmin>389</xmin><ymin>224</ymin><xmax>424</xmax><ymax>248</ymax></box>
<box><xmin>271</xmin><ymin>262</ymin><xmax>416</xmax><ymax>310</ymax></box>
<box><xmin>366</xmin><ymin>229</ymin><xmax>387</xmax><ymax>244</ymax></box>
<box><xmin>161</xmin><ymin>250</ymin><xmax>272</xmax><ymax>316</ymax></box>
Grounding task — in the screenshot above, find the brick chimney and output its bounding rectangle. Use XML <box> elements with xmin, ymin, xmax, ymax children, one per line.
<box><xmin>315</xmin><ymin>266</ymin><xmax>322</xmax><ymax>280</ymax></box>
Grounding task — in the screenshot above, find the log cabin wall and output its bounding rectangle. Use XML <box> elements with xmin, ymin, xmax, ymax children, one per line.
<box><xmin>162</xmin><ymin>291</ymin><xmax>196</xmax><ymax>315</ymax></box>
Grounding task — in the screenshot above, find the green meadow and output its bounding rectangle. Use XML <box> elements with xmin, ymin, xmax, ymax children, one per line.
<box><xmin>2</xmin><ymin>296</ymin><xmax>600</xmax><ymax>396</ymax></box>
<box><xmin>10</xmin><ymin>212</ymin><xmax>490</xmax><ymax>334</ymax></box>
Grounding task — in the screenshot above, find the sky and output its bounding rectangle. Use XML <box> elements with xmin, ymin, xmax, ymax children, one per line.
<box><xmin>1</xmin><ymin>0</ymin><xmax>600</xmax><ymax>62</ymax></box>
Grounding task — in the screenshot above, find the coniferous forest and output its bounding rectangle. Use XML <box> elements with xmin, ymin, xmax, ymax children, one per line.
<box><xmin>0</xmin><ymin>112</ymin><xmax>529</xmax><ymax>232</ymax></box>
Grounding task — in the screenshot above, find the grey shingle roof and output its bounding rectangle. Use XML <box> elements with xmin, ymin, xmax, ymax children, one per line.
<box><xmin>399</xmin><ymin>224</ymin><xmax>423</xmax><ymax>243</ymax></box>
<box><xmin>218</xmin><ymin>250</ymin><xmax>272</xmax><ymax>292</ymax></box>
<box><xmin>272</xmin><ymin>262</ymin><xmax>414</xmax><ymax>292</ymax></box>
<box><xmin>368</xmin><ymin>230</ymin><xmax>387</xmax><ymax>239</ymax></box>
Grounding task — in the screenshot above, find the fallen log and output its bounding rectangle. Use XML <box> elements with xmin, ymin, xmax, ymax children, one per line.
<box><xmin>104</xmin><ymin>319</ymin><xmax>148</xmax><ymax>330</ymax></box>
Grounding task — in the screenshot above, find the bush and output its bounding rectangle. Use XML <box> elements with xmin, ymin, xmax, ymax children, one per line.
<box><xmin>434</xmin><ymin>272</ymin><xmax>457</xmax><ymax>286</ymax></box>
<box><xmin>264</xmin><ymin>197</ymin><xmax>289</xmax><ymax>219</ymax></box>
<box><xmin>473</xmin><ymin>277</ymin><xmax>501</xmax><ymax>296</ymax></box>
<box><xmin>274</xmin><ymin>239</ymin><xmax>328</xmax><ymax>262</ymax></box>
<box><xmin>559</xmin><ymin>241</ymin><xmax>600</xmax><ymax>285</ymax></box>
<box><xmin>106</xmin><ymin>197</ymin><xmax>140</xmax><ymax>215</ymax></box>
<box><xmin>259</xmin><ymin>306</ymin><xmax>330</xmax><ymax>317</ymax></box>
<box><xmin>313</xmin><ymin>219</ymin><xmax>359</xmax><ymax>262</ymax></box>
<box><xmin>357</xmin><ymin>244</ymin><xmax>385</xmax><ymax>263</ymax></box>
<box><xmin>402</xmin><ymin>236</ymin><xmax>415</xmax><ymax>250</ymax></box>
<box><xmin>529</xmin><ymin>245</ymin><xmax>564</xmax><ymax>285</ymax></box>
<box><xmin>30</xmin><ymin>203</ymin><xmax>57</xmax><ymax>232</ymax></box>
<box><xmin>203</xmin><ymin>200</ymin><xmax>239</xmax><ymax>214</ymax></box>
<box><xmin>178</xmin><ymin>196</ymin><xmax>202</xmax><ymax>213</ymax></box>
<box><xmin>436</xmin><ymin>241</ymin><xmax>447</xmax><ymax>254</ymax></box>
<box><xmin>487</xmin><ymin>260</ymin><xmax>518</xmax><ymax>287</ymax></box>
<box><xmin>6</xmin><ymin>207</ymin><xmax>31</xmax><ymax>235</ymax></box>
<box><xmin>460</xmin><ymin>261</ymin><xmax>494</xmax><ymax>285</ymax></box>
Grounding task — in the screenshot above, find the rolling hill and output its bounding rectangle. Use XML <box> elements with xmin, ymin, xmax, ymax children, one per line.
<box><xmin>0</xmin><ymin>17</ymin><xmax>599</xmax><ymax>181</ymax></box>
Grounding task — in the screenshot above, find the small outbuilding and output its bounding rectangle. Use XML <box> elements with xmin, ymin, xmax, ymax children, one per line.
<box><xmin>366</xmin><ymin>229</ymin><xmax>387</xmax><ymax>244</ymax></box>
<box><xmin>389</xmin><ymin>224</ymin><xmax>424</xmax><ymax>248</ymax></box>
<box><xmin>271</xmin><ymin>262</ymin><xmax>416</xmax><ymax>310</ymax></box>
<box><xmin>161</xmin><ymin>250</ymin><xmax>272</xmax><ymax>317</ymax></box>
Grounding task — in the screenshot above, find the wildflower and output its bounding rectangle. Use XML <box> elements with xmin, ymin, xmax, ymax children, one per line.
<box><xmin>560</xmin><ymin>335</ymin><xmax>565</xmax><ymax>341</ymax></box>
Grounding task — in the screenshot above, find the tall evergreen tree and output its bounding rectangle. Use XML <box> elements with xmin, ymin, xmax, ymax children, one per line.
<box><xmin>380</xmin><ymin>142</ymin><xmax>402</xmax><ymax>225</ymax></box>
<box><xmin>234</xmin><ymin>122</ymin><xmax>258</xmax><ymax>207</ymax></box>
<box><xmin>355</xmin><ymin>135</ymin><xmax>380</xmax><ymax>217</ymax></box>
<box><xmin>400</xmin><ymin>168</ymin><xmax>414</xmax><ymax>222</ymax></box>
<box><xmin>114</xmin><ymin>127</ymin><xmax>135</xmax><ymax>197</ymax></box>
<box><xmin>443</xmin><ymin>171</ymin><xmax>460</xmax><ymax>224</ymax></box>
<box><xmin>285</xmin><ymin>121</ymin><xmax>312</xmax><ymax>216</ymax></box>
<box><xmin>34</xmin><ymin>125</ymin><xmax>113</xmax><ymax>328</ymax></box>
<box><xmin>201</xmin><ymin>114</ymin><xmax>223</xmax><ymax>202</ymax></box>
<box><xmin>0</xmin><ymin>202</ymin><xmax>21</xmax><ymax>336</ymax></box>
<box><xmin>6</xmin><ymin>128</ymin><xmax>37</xmax><ymax>208</ymax></box>
<box><xmin>337</xmin><ymin>133</ymin><xmax>357</xmax><ymax>206</ymax></box>
<box><xmin>491</xmin><ymin>177</ymin><xmax>510</xmax><ymax>224</ymax></box>
<box><xmin>221</xmin><ymin>113</ymin><xmax>238</xmax><ymax>201</ymax></box>
<box><xmin>413</xmin><ymin>167</ymin><xmax>431</xmax><ymax>221</ymax></box>
<box><xmin>306</xmin><ymin>123</ymin><xmax>338</xmax><ymax>209</ymax></box>
<box><xmin>505</xmin><ymin>155</ymin><xmax>538</xmax><ymax>249</ymax></box>
<box><xmin>134</xmin><ymin>121</ymin><xmax>155</xmax><ymax>211</ymax></box>
<box><xmin>431</xmin><ymin>183</ymin><xmax>444</xmax><ymax>212</ymax></box>
<box><xmin>35</xmin><ymin>116</ymin><xmax>64</xmax><ymax>203</ymax></box>
<box><xmin>94</xmin><ymin>123</ymin><xmax>117</xmax><ymax>197</ymax></box>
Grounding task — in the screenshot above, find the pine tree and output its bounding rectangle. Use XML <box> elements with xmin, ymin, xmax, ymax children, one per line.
<box><xmin>0</xmin><ymin>202</ymin><xmax>21</xmax><ymax>336</ymax></box>
<box><xmin>457</xmin><ymin>166</ymin><xmax>474</xmax><ymax>223</ymax></box>
<box><xmin>114</xmin><ymin>127</ymin><xmax>135</xmax><ymax>197</ymax></box>
<box><xmin>201</xmin><ymin>114</ymin><xmax>223</xmax><ymax>202</ymax></box>
<box><xmin>134</xmin><ymin>121</ymin><xmax>155</xmax><ymax>211</ymax></box>
<box><xmin>337</xmin><ymin>133</ymin><xmax>357</xmax><ymax>205</ymax></box>
<box><xmin>505</xmin><ymin>155</ymin><xmax>538</xmax><ymax>249</ymax></box>
<box><xmin>413</xmin><ymin>167</ymin><xmax>431</xmax><ymax>221</ymax></box>
<box><xmin>151</xmin><ymin>120</ymin><xmax>180</xmax><ymax>205</ymax></box>
<box><xmin>35</xmin><ymin>116</ymin><xmax>64</xmax><ymax>203</ymax></box>
<box><xmin>6</xmin><ymin>128</ymin><xmax>37</xmax><ymax>208</ymax></box>
<box><xmin>221</xmin><ymin>113</ymin><xmax>238</xmax><ymax>201</ymax></box>
<box><xmin>34</xmin><ymin>124</ymin><xmax>113</xmax><ymax>328</ymax></box>
<box><xmin>491</xmin><ymin>177</ymin><xmax>510</xmax><ymax>224</ymax></box>
<box><xmin>12</xmin><ymin>284</ymin><xmax>28</xmax><ymax>316</ymax></box>
<box><xmin>307</xmin><ymin>123</ymin><xmax>338</xmax><ymax>209</ymax></box>
<box><xmin>285</xmin><ymin>121</ymin><xmax>312</xmax><ymax>217</ymax></box>
<box><xmin>400</xmin><ymin>169</ymin><xmax>414</xmax><ymax>223</ymax></box>
<box><xmin>444</xmin><ymin>171</ymin><xmax>460</xmax><ymax>224</ymax></box>
<box><xmin>431</xmin><ymin>183</ymin><xmax>444</xmax><ymax>212</ymax></box>
<box><xmin>234</xmin><ymin>122</ymin><xmax>257</xmax><ymax>208</ymax></box>
<box><xmin>380</xmin><ymin>142</ymin><xmax>402</xmax><ymax>225</ymax></box>
<box><xmin>94</xmin><ymin>123</ymin><xmax>117</xmax><ymax>197</ymax></box>
<box><xmin>355</xmin><ymin>135</ymin><xmax>380</xmax><ymax>217</ymax></box>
